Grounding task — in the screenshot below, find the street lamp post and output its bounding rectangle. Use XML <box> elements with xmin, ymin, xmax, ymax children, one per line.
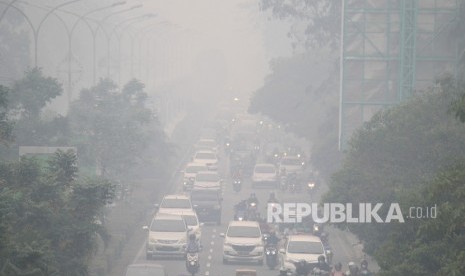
<box><xmin>93</xmin><ymin>4</ymin><xmax>142</xmax><ymax>81</ymax></box>
<box><xmin>108</xmin><ymin>14</ymin><xmax>156</xmax><ymax>84</ymax></box>
<box><xmin>68</xmin><ymin>2</ymin><xmax>126</xmax><ymax>88</ymax></box>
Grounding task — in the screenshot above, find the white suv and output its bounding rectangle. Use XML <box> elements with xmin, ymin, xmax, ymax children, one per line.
<box><xmin>222</xmin><ymin>220</ymin><xmax>264</xmax><ymax>265</ymax></box>
<box><xmin>192</xmin><ymin>150</ymin><xmax>219</xmax><ymax>171</ymax></box>
<box><xmin>144</xmin><ymin>213</ymin><xmax>189</xmax><ymax>259</ymax></box>
<box><xmin>280</xmin><ymin>234</ymin><xmax>326</xmax><ymax>273</ymax></box>
<box><xmin>156</xmin><ymin>194</ymin><xmax>193</xmax><ymax>214</ymax></box>
<box><xmin>252</xmin><ymin>163</ymin><xmax>278</xmax><ymax>188</ymax></box>
<box><xmin>194</xmin><ymin>171</ymin><xmax>223</xmax><ymax>190</ymax></box>
<box><xmin>182</xmin><ymin>163</ymin><xmax>208</xmax><ymax>191</ymax></box>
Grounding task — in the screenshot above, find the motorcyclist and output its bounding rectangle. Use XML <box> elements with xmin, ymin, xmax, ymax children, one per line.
<box><xmin>185</xmin><ymin>233</ymin><xmax>200</xmax><ymax>253</ymax></box>
<box><xmin>294</xmin><ymin>259</ymin><xmax>310</xmax><ymax>276</ymax></box>
<box><xmin>359</xmin><ymin>260</ymin><xmax>372</xmax><ymax>276</ymax></box>
<box><xmin>345</xmin><ymin>262</ymin><xmax>359</xmax><ymax>276</ymax></box>
<box><xmin>265</xmin><ymin>229</ymin><xmax>280</xmax><ymax>247</ymax></box>
<box><xmin>331</xmin><ymin>262</ymin><xmax>346</xmax><ymax>276</ymax></box>
<box><xmin>247</xmin><ymin>193</ymin><xmax>259</xmax><ymax>206</ymax></box>
<box><xmin>267</xmin><ymin>191</ymin><xmax>279</xmax><ymax>203</ymax></box>
<box><xmin>314</xmin><ymin>255</ymin><xmax>331</xmax><ymax>274</ymax></box>
<box><xmin>234</xmin><ymin>200</ymin><xmax>248</xmax><ymax>220</ymax></box>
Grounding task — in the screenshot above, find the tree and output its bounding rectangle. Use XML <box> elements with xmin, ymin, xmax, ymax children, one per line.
<box><xmin>68</xmin><ymin>78</ymin><xmax>171</xmax><ymax>179</ymax></box>
<box><xmin>323</xmin><ymin>78</ymin><xmax>465</xmax><ymax>274</ymax></box>
<box><xmin>8</xmin><ymin>68</ymin><xmax>62</xmax><ymax>120</ymax></box>
<box><xmin>260</xmin><ymin>0</ymin><xmax>341</xmax><ymax>50</ymax></box>
<box><xmin>0</xmin><ymin>151</ymin><xmax>114</xmax><ymax>275</ymax></box>
<box><xmin>0</xmin><ymin>86</ymin><xmax>13</xmax><ymax>145</ymax></box>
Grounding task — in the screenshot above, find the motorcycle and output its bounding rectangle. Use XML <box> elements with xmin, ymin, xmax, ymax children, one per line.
<box><xmin>279</xmin><ymin>175</ymin><xmax>287</xmax><ymax>191</ymax></box>
<box><xmin>183</xmin><ymin>177</ymin><xmax>195</xmax><ymax>191</ymax></box>
<box><xmin>186</xmin><ymin>252</ymin><xmax>200</xmax><ymax>275</ymax></box>
<box><xmin>235</xmin><ymin>208</ymin><xmax>247</xmax><ymax>221</ymax></box>
<box><xmin>262</xmin><ymin>234</ymin><xmax>278</xmax><ymax>270</ymax></box>
<box><xmin>233</xmin><ymin>178</ymin><xmax>242</xmax><ymax>193</ymax></box>
<box><xmin>306</xmin><ymin>181</ymin><xmax>316</xmax><ymax>194</ymax></box>
<box><xmin>247</xmin><ymin>201</ymin><xmax>259</xmax><ymax>221</ymax></box>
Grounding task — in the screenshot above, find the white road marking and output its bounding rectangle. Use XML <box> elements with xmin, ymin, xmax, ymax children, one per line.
<box><xmin>205</xmin><ymin>271</ymin><xmax>210</xmax><ymax>275</ymax></box>
<box><xmin>210</xmin><ymin>241</ymin><xmax>214</xmax><ymax>245</ymax></box>
<box><xmin>206</xmin><ymin>262</ymin><xmax>211</xmax><ymax>267</ymax></box>
<box><xmin>213</xmin><ymin>229</ymin><xmax>217</xmax><ymax>233</ymax></box>
<box><xmin>208</xmin><ymin>255</ymin><xmax>212</xmax><ymax>260</ymax></box>
<box><xmin>209</xmin><ymin>248</ymin><xmax>213</xmax><ymax>253</ymax></box>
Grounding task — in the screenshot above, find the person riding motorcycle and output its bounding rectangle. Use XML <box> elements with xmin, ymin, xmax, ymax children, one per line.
<box><xmin>294</xmin><ymin>259</ymin><xmax>310</xmax><ymax>276</ymax></box>
<box><xmin>359</xmin><ymin>260</ymin><xmax>372</xmax><ymax>276</ymax></box>
<box><xmin>267</xmin><ymin>191</ymin><xmax>279</xmax><ymax>203</ymax></box>
<box><xmin>247</xmin><ymin>193</ymin><xmax>259</xmax><ymax>206</ymax></box>
<box><xmin>265</xmin><ymin>229</ymin><xmax>280</xmax><ymax>247</ymax></box>
<box><xmin>186</xmin><ymin>233</ymin><xmax>200</xmax><ymax>253</ymax></box>
<box><xmin>345</xmin><ymin>261</ymin><xmax>359</xmax><ymax>276</ymax></box>
<box><xmin>331</xmin><ymin>262</ymin><xmax>346</xmax><ymax>276</ymax></box>
<box><xmin>234</xmin><ymin>200</ymin><xmax>248</xmax><ymax>220</ymax></box>
<box><xmin>313</xmin><ymin>255</ymin><xmax>331</xmax><ymax>274</ymax></box>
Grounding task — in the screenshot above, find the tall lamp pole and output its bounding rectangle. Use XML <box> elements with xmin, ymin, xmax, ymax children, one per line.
<box><xmin>108</xmin><ymin>14</ymin><xmax>156</xmax><ymax>84</ymax></box>
<box><xmin>94</xmin><ymin>4</ymin><xmax>142</xmax><ymax>81</ymax></box>
<box><xmin>68</xmin><ymin>1</ymin><xmax>126</xmax><ymax>86</ymax></box>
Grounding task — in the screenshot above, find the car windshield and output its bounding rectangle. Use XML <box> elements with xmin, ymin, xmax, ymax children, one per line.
<box><xmin>196</xmin><ymin>173</ymin><xmax>219</xmax><ymax>182</ymax></box>
<box><xmin>227</xmin><ymin>226</ymin><xmax>261</xmax><ymax>238</ymax></box>
<box><xmin>195</xmin><ymin>152</ymin><xmax>216</xmax><ymax>159</ymax></box>
<box><xmin>197</xmin><ymin>140</ymin><xmax>216</xmax><ymax>148</ymax></box>
<box><xmin>125</xmin><ymin>266</ymin><xmax>165</xmax><ymax>276</ymax></box>
<box><xmin>161</xmin><ymin>198</ymin><xmax>191</xmax><ymax>208</ymax></box>
<box><xmin>254</xmin><ymin>165</ymin><xmax>276</xmax><ymax>173</ymax></box>
<box><xmin>150</xmin><ymin>219</ymin><xmax>186</xmax><ymax>232</ymax></box>
<box><xmin>282</xmin><ymin>158</ymin><xmax>302</xmax><ymax>166</ymax></box>
<box><xmin>287</xmin><ymin>241</ymin><xmax>324</xmax><ymax>254</ymax></box>
<box><xmin>190</xmin><ymin>190</ymin><xmax>218</xmax><ymax>201</ymax></box>
<box><xmin>186</xmin><ymin>165</ymin><xmax>207</xmax><ymax>173</ymax></box>
<box><xmin>182</xmin><ymin>215</ymin><xmax>198</xmax><ymax>226</ymax></box>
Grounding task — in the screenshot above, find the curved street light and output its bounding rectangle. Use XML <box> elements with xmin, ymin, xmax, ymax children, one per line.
<box><xmin>107</xmin><ymin>13</ymin><xmax>156</xmax><ymax>83</ymax></box>
<box><xmin>93</xmin><ymin>3</ymin><xmax>143</xmax><ymax>81</ymax></box>
<box><xmin>68</xmin><ymin>1</ymin><xmax>126</xmax><ymax>85</ymax></box>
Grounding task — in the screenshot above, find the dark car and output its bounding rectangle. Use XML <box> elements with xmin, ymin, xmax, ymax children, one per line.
<box><xmin>125</xmin><ymin>263</ymin><xmax>166</xmax><ymax>276</ymax></box>
<box><xmin>190</xmin><ymin>188</ymin><xmax>222</xmax><ymax>225</ymax></box>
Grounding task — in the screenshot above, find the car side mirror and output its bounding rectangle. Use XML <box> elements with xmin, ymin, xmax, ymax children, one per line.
<box><xmin>154</xmin><ymin>203</ymin><xmax>159</xmax><ymax>209</ymax></box>
<box><xmin>279</xmin><ymin>248</ymin><xmax>285</xmax><ymax>254</ymax></box>
<box><xmin>188</xmin><ymin>227</ymin><xmax>193</xmax><ymax>232</ymax></box>
<box><xmin>200</xmin><ymin>223</ymin><xmax>205</xmax><ymax>227</ymax></box>
<box><xmin>220</xmin><ymin>233</ymin><xmax>225</xmax><ymax>238</ymax></box>
<box><xmin>142</xmin><ymin>226</ymin><xmax>149</xmax><ymax>231</ymax></box>
<box><xmin>193</xmin><ymin>204</ymin><xmax>199</xmax><ymax>209</ymax></box>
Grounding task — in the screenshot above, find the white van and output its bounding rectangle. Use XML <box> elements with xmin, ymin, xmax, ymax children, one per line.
<box><xmin>221</xmin><ymin>220</ymin><xmax>264</xmax><ymax>265</ymax></box>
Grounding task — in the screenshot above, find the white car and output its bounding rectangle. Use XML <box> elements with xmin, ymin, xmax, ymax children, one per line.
<box><xmin>192</xmin><ymin>150</ymin><xmax>219</xmax><ymax>171</ymax></box>
<box><xmin>157</xmin><ymin>194</ymin><xmax>193</xmax><ymax>214</ymax></box>
<box><xmin>144</xmin><ymin>213</ymin><xmax>189</xmax><ymax>259</ymax></box>
<box><xmin>252</xmin><ymin>163</ymin><xmax>278</xmax><ymax>187</ymax></box>
<box><xmin>280</xmin><ymin>235</ymin><xmax>326</xmax><ymax>272</ymax></box>
<box><xmin>222</xmin><ymin>220</ymin><xmax>264</xmax><ymax>265</ymax></box>
<box><xmin>194</xmin><ymin>171</ymin><xmax>223</xmax><ymax>190</ymax></box>
<box><xmin>279</xmin><ymin>156</ymin><xmax>304</xmax><ymax>175</ymax></box>
<box><xmin>158</xmin><ymin>209</ymin><xmax>202</xmax><ymax>240</ymax></box>
<box><xmin>195</xmin><ymin>138</ymin><xmax>218</xmax><ymax>153</ymax></box>
<box><xmin>182</xmin><ymin>163</ymin><xmax>209</xmax><ymax>191</ymax></box>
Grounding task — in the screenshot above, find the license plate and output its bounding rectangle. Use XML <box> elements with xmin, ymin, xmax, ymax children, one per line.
<box><xmin>238</xmin><ymin>251</ymin><xmax>249</xmax><ymax>256</ymax></box>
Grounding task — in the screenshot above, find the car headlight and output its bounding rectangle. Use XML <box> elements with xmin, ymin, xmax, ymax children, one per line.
<box><xmin>149</xmin><ymin>238</ymin><xmax>157</xmax><ymax>244</ymax></box>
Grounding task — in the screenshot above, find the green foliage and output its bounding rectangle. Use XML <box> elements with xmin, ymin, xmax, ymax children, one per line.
<box><xmin>260</xmin><ymin>0</ymin><xmax>341</xmax><ymax>49</ymax></box>
<box><xmin>0</xmin><ymin>86</ymin><xmax>14</xmax><ymax>145</ymax></box>
<box><xmin>8</xmin><ymin>68</ymin><xmax>62</xmax><ymax>119</ymax></box>
<box><xmin>324</xmin><ymin>78</ymin><xmax>465</xmax><ymax>274</ymax></box>
<box><xmin>0</xmin><ymin>151</ymin><xmax>115</xmax><ymax>275</ymax></box>
<box><xmin>68</xmin><ymin>78</ymin><xmax>171</xmax><ymax>179</ymax></box>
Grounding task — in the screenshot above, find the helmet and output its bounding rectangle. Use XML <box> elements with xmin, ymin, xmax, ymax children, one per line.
<box><xmin>348</xmin><ymin>262</ymin><xmax>358</xmax><ymax>273</ymax></box>
<box><xmin>189</xmin><ymin>233</ymin><xmax>196</xmax><ymax>241</ymax></box>
<box><xmin>318</xmin><ymin>255</ymin><xmax>325</xmax><ymax>263</ymax></box>
<box><xmin>335</xmin><ymin>262</ymin><xmax>342</xmax><ymax>271</ymax></box>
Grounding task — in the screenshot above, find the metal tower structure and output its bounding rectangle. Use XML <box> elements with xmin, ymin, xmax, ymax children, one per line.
<box><xmin>339</xmin><ymin>0</ymin><xmax>461</xmax><ymax>150</ymax></box>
